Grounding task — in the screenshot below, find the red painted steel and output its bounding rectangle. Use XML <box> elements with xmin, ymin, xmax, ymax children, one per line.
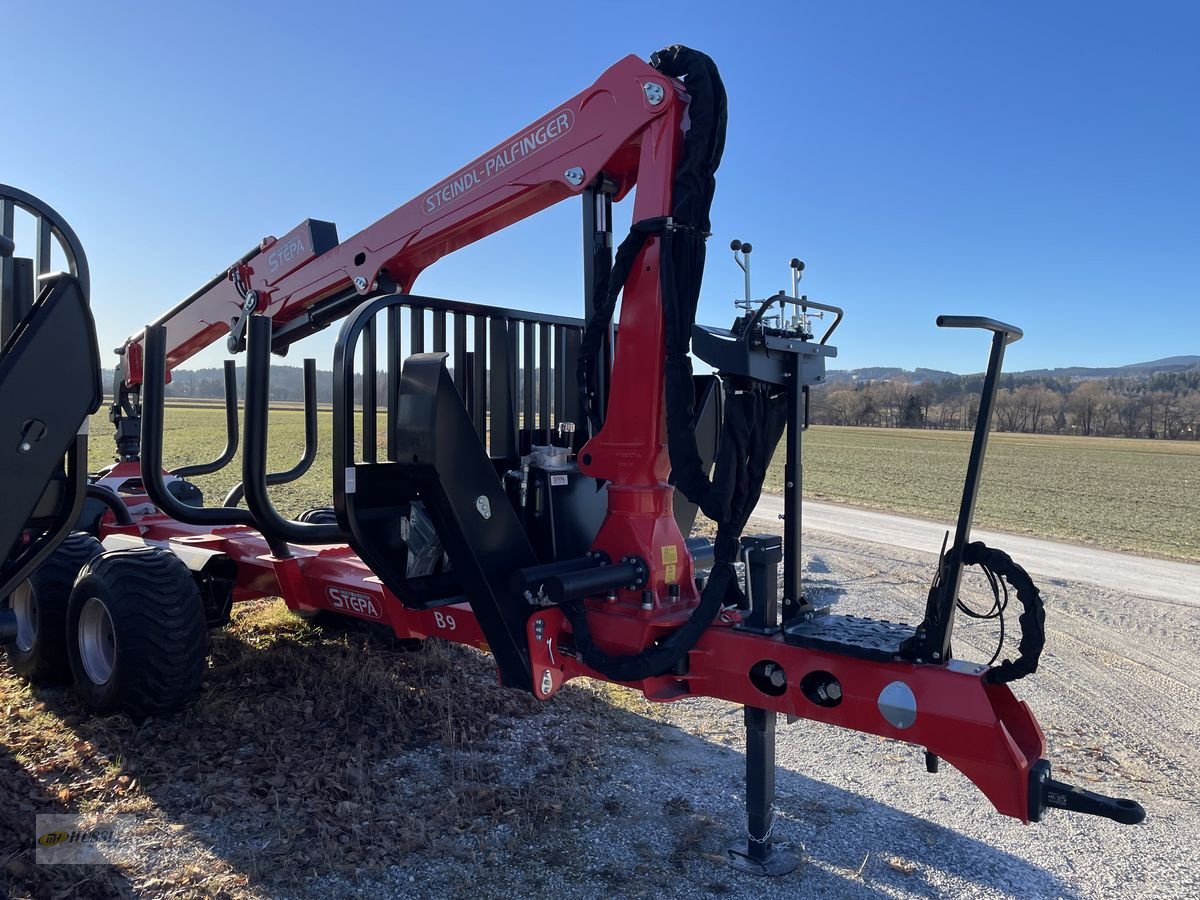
<box><xmin>123</xmin><ymin>55</ymin><xmax>677</xmax><ymax>382</ymax></box>
<box><xmin>99</xmin><ymin>492</ymin><xmax>1042</xmax><ymax>821</ymax></box>
<box><xmin>101</xmin><ymin>52</ymin><xmax>1047</xmax><ymax>825</ymax></box>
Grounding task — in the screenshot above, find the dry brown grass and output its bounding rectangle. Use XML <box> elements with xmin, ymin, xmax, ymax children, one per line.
<box><xmin>1</xmin><ymin>601</ymin><xmax>617</xmax><ymax>899</ymax></box>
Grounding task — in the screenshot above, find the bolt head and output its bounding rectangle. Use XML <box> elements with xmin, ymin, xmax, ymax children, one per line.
<box><xmin>643</xmin><ymin>82</ymin><xmax>665</xmax><ymax>105</ymax></box>
<box><xmin>540</xmin><ymin>669</ymin><xmax>553</xmax><ymax>695</ymax></box>
<box><xmin>564</xmin><ymin>167</ymin><xmax>585</xmax><ymax>186</ymax></box>
<box><xmin>475</xmin><ymin>495</ymin><xmax>492</xmax><ymax>519</ymax></box>
<box><xmin>353</xmin><ymin>275</ymin><xmax>368</xmax><ymax>292</ymax></box>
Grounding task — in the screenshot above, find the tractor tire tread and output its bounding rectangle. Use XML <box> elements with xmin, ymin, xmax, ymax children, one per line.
<box><xmin>68</xmin><ymin>548</ymin><xmax>207</xmax><ymax>719</ymax></box>
<box><xmin>2</xmin><ymin>532</ymin><xmax>104</xmax><ymax>683</ymax></box>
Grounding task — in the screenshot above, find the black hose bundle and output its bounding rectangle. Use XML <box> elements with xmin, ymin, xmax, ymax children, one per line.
<box><xmin>957</xmin><ymin>541</ymin><xmax>1046</xmax><ymax>685</ymax></box>
<box><xmin>569</xmin><ymin>47</ymin><xmax>793</xmax><ymax>683</ymax></box>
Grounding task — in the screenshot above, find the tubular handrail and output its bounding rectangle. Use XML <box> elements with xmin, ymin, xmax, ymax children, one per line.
<box><xmin>332</xmin><ymin>292</ymin><xmax>587</xmax><ymax>493</ymax></box>
<box><xmin>242</xmin><ymin>316</ymin><xmax>340</xmax><ymax>545</ymax></box>
<box><xmin>0</xmin><ymin>184</ymin><xmax>91</xmax><ymax>299</ymax></box>
<box><xmin>223</xmin><ymin>358</ymin><xmax>318</xmax><ymax>507</ymax></box>
<box><xmin>140</xmin><ymin>325</ymin><xmax>260</xmax><ymax>532</ymax></box>
<box><xmin>172</xmin><ymin>359</ymin><xmax>239</xmax><ymax>478</ymax></box>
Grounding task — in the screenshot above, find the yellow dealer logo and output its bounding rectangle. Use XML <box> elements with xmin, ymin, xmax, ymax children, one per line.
<box><xmin>38</xmin><ymin>831</ymin><xmax>70</xmax><ymax>847</ymax></box>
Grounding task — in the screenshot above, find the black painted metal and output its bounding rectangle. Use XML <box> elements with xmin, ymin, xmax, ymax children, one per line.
<box><xmin>581</xmin><ymin>182</ymin><xmax>614</xmax><ymax>430</ymax></box>
<box><xmin>140</xmin><ymin>325</ymin><xmax>260</xmax><ymax>532</ymax></box>
<box><xmin>1</xmin><ymin>257</ymin><xmax>34</xmax><ymax>346</ymax></box>
<box><xmin>489</xmin><ymin>318</ymin><xmax>517</xmax><ymax>458</ymax></box>
<box><xmin>728</xmin><ymin>535</ymin><xmax>799</xmax><ymax>876</ymax></box>
<box><xmin>0</xmin><ymin>184</ymin><xmax>91</xmax><ymax>300</ymax></box>
<box><xmin>333</xmin><ymin>298</ymin><xmax>542</xmax><ymax>688</ymax></box>
<box><xmin>241</xmin><ymin>317</ymin><xmax>340</xmax><ymax>549</ymax></box>
<box><xmin>172</xmin><ymin>360</ymin><xmax>239</xmax><ymax>479</ymax></box>
<box><xmin>521</xmin><ymin>321</ymin><xmax>535</xmax><ymax>453</ymax></box>
<box><xmin>0</xmin><ymin>275</ymin><xmax>101</xmax><ymax>562</ymax></box>
<box><xmin>671</xmin><ymin>375</ymin><xmax>723</xmax><ymax>536</ymax></box>
<box><xmin>473</xmin><ymin>316</ymin><xmax>488</xmax><ymax>440</ymax></box>
<box><xmin>223</xmin><ymin>358</ymin><xmax>319</xmax><ymax>508</ymax></box>
<box><xmin>561</xmin><ymin>327</ymin><xmax>584</xmax><ymax>449</ymax></box>
<box><xmin>433</xmin><ymin>309</ymin><xmax>447</xmax><ymax>352</ymax></box>
<box><xmin>537</xmin><ymin>322</ymin><xmax>551</xmax><ymax>444</ymax></box>
<box><xmin>0</xmin><ymin>189</ymin><xmax>101</xmax><ymax>607</ymax></box>
<box><xmin>781</xmin><ymin>353</ymin><xmax>809</xmax><ymax>623</ymax></box>
<box><xmin>337</xmin><ymin>292</ymin><xmax>586</xmax><ymax>468</ymax></box>
<box><xmin>915</xmin><ymin>317</ymin><xmax>1023</xmax><ymax>662</ymax></box>
<box><xmin>452</xmin><ymin>311</ymin><xmax>467</xmax><ymax>394</ymax></box>
<box><xmin>362</xmin><ymin>316</ymin><xmax>377</xmax><ymax>464</ymax></box>
<box><xmin>0</xmin><ymin>438</ymin><xmax>90</xmax><ymax>604</ymax></box>
<box><xmin>86</xmin><ymin>483</ymin><xmax>134</xmax><ymax>526</ymax></box>
<box><xmin>386</xmin><ymin>307</ymin><xmax>402</xmax><ymax>463</ymax></box>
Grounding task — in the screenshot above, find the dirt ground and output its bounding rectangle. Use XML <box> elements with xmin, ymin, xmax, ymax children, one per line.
<box><xmin>3</xmin><ymin>528</ymin><xmax>1198</xmax><ymax>899</ymax></box>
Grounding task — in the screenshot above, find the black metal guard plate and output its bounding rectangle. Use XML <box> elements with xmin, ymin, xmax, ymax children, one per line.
<box><xmin>783</xmin><ymin>613</ymin><xmax>917</xmax><ymax>662</ymax></box>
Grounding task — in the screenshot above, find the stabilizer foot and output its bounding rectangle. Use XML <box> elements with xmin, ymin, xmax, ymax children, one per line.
<box><xmin>727</xmin><ymin>844</ymin><xmax>801</xmax><ymax>877</ymax></box>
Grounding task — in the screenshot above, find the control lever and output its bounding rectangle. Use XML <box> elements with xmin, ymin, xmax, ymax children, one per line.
<box><xmin>1029</xmin><ymin>761</ymin><xmax>1145</xmax><ymax>825</ymax></box>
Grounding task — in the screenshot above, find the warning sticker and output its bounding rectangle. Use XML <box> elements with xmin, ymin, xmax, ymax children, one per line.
<box><xmin>664</xmin><ymin>564</ymin><xmax>677</xmax><ymax>583</ymax></box>
<box><xmin>661</xmin><ymin>544</ymin><xmax>679</xmax><ymax>565</ymax></box>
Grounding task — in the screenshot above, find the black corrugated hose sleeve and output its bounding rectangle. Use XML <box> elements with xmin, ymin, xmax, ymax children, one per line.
<box><xmin>565</xmin><ymin>47</ymin><xmax>794</xmax><ymax>683</ymax></box>
<box><xmin>963</xmin><ymin>541</ymin><xmax>1047</xmax><ymax>684</ymax></box>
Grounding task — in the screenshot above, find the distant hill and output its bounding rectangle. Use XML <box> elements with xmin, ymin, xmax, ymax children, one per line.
<box><xmin>825</xmin><ymin>355</ymin><xmax>1199</xmax><ymax>384</ymax></box>
<box><xmin>100</xmin><ymin>354</ymin><xmax>1198</xmax><ymax>402</ymax></box>
<box><xmin>825</xmin><ymin>366</ymin><xmax>958</xmax><ymax>385</ymax></box>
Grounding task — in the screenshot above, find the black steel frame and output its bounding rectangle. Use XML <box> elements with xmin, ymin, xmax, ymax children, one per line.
<box><xmin>223</xmin><ymin>357</ymin><xmax>319</xmax><ymax>508</ymax></box>
<box><xmin>0</xmin><ymin>186</ymin><xmax>100</xmax><ymax>604</ymax></box>
<box><xmin>905</xmin><ymin>316</ymin><xmax>1024</xmax><ymax>663</ymax></box>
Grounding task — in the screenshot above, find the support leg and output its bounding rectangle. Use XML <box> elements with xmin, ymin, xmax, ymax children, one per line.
<box><xmin>728</xmin><ymin>536</ymin><xmax>800</xmax><ymax>876</ymax></box>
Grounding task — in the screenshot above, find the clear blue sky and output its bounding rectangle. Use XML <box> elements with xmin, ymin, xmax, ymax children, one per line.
<box><xmin>3</xmin><ymin>1</ymin><xmax>1197</xmax><ymax>373</ymax></box>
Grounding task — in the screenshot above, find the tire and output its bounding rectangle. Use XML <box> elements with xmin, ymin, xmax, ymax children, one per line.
<box><xmin>3</xmin><ymin>533</ymin><xmax>104</xmax><ymax>683</ymax></box>
<box><xmin>297</xmin><ymin>506</ymin><xmax>337</xmax><ymax>525</ymax></box>
<box><xmin>66</xmin><ymin>547</ymin><xmax>207</xmax><ymax>718</ymax></box>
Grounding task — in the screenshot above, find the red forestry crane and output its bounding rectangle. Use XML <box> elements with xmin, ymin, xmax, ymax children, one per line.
<box><xmin>4</xmin><ymin>46</ymin><xmax>1142</xmax><ymax>877</ymax></box>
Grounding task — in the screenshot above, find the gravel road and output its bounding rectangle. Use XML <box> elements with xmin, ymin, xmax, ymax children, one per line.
<box><xmin>10</xmin><ymin>500</ymin><xmax>1194</xmax><ymax>899</ymax></box>
<box><xmin>750</xmin><ymin>495</ymin><xmax>1200</xmax><ymax>606</ymax></box>
<box><xmin>304</xmin><ymin>503</ymin><xmax>1199</xmax><ymax>899</ymax></box>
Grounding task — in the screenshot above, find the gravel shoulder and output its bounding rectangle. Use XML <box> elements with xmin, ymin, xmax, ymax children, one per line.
<box><xmin>750</xmin><ymin>494</ymin><xmax>1200</xmax><ymax>606</ymax></box>
<box><xmin>4</xmin><ymin>516</ymin><xmax>1197</xmax><ymax>899</ymax></box>
<box><xmin>299</xmin><ymin>528</ymin><xmax>1200</xmax><ymax>900</ymax></box>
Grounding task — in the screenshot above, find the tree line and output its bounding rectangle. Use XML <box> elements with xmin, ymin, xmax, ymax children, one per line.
<box><xmin>812</xmin><ymin>370</ymin><xmax>1200</xmax><ymax>439</ymax></box>
<box><xmin>120</xmin><ymin>363</ymin><xmax>1200</xmax><ymax>440</ymax></box>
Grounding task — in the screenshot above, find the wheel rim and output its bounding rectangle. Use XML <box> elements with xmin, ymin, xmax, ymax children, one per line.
<box><xmin>78</xmin><ymin>597</ymin><xmax>116</xmax><ymax>685</ymax></box>
<box><xmin>11</xmin><ymin>582</ymin><xmax>36</xmax><ymax>652</ymax></box>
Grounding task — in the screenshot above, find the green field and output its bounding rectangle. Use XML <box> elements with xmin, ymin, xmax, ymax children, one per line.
<box><xmin>88</xmin><ymin>411</ymin><xmax>1200</xmax><ymax>562</ymax></box>
<box><xmin>767</xmin><ymin>427</ymin><xmax>1199</xmax><ymax>561</ymax></box>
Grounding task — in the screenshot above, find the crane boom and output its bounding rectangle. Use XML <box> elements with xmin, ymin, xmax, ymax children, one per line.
<box><xmin>121</xmin><ymin>54</ymin><xmax>676</xmax><ymax>384</ymax></box>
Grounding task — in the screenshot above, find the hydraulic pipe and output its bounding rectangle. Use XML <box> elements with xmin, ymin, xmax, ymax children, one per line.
<box><xmin>86</xmin><ymin>483</ymin><xmax>134</xmax><ymax>526</ymax></box>
<box><xmin>545</xmin><ymin>558</ymin><xmax>645</xmax><ymax>605</ymax></box>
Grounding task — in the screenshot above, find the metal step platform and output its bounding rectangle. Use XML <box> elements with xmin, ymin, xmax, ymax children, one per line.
<box><xmin>783</xmin><ymin>612</ymin><xmax>918</xmax><ymax>662</ymax></box>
